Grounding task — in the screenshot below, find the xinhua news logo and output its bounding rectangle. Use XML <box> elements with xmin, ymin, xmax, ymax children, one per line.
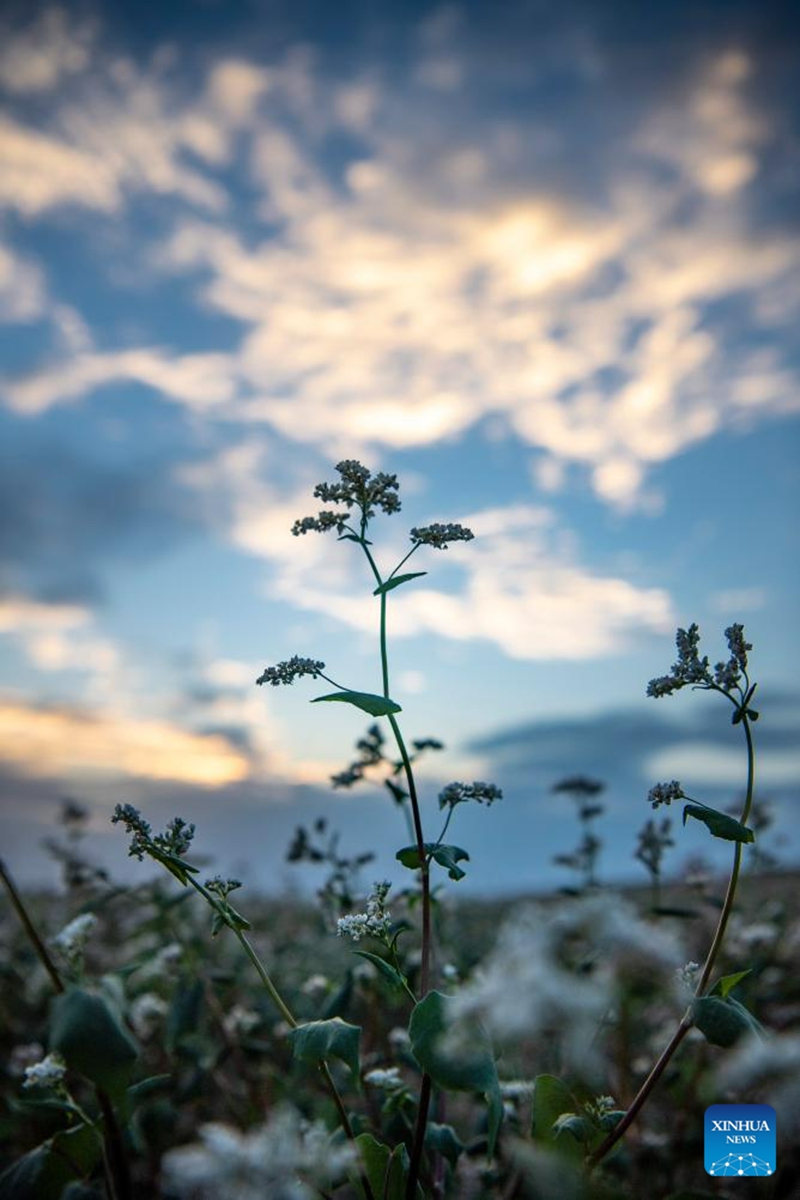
<box><xmin>705</xmin><ymin>1104</ymin><xmax>776</xmax><ymax>1177</ymax></box>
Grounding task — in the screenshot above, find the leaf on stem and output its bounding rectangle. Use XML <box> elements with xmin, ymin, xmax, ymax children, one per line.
<box><xmin>682</xmin><ymin>804</ymin><xmax>754</xmax><ymax>843</ymax></box>
<box><xmin>396</xmin><ymin>843</ymin><xmax>470</xmax><ymax>881</ymax></box>
<box><xmin>691</xmin><ymin>995</ymin><xmax>762</xmax><ymax>1047</ymax></box>
<box><xmin>50</xmin><ymin>988</ymin><xmax>138</xmax><ymax>1098</ymax></box>
<box><xmin>408</xmin><ymin>991</ymin><xmax>503</xmax><ymax>1157</ymax></box>
<box><xmin>288</xmin><ymin>1017</ymin><xmax>362</xmax><ymax>1085</ymax></box>
<box><xmin>372</xmin><ymin>572</ymin><xmax>427</xmax><ymax>596</ymax></box>
<box><xmin>312</xmin><ymin>690</ymin><xmax>402</xmax><ymax>717</ymax></box>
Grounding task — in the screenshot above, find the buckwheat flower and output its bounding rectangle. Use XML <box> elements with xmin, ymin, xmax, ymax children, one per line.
<box><xmin>409</xmin><ymin>522</ymin><xmax>474</xmax><ymax>549</ymax></box>
<box><xmin>256</xmin><ymin>657</ymin><xmax>326</xmax><ymax>687</ymax></box>
<box><xmin>499</xmin><ymin>1080</ymin><xmax>536</xmax><ymax>1100</ymax></box>
<box><xmin>648</xmin><ymin>780</ymin><xmax>685</xmax><ymax>809</ymax></box>
<box><xmin>337</xmin><ymin>881</ymin><xmax>391</xmax><ymax>942</ymax></box>
<box><xmin>438</xmin><ymin>781</ymin><xmax>503</xmax><ymax>809</ymax></box>
<box><xmin>160</xmin><ymin>1107</ymin><xmax>355</xmax><ymax>1200</ymax></box>
<box><xmin>364</xmin><ymin>1067</ymin><xmax>404</xmax><ymax>1090</ymax></box>
<box><xmin>452</xmin><ymin>894</ymin><xmax>683</xmax><ymax>1080</ymax></box>
<box><xmin>52</xmin><ymin>912</ymin><xmax>97</xmax><ymax>961</ymax></box>
<box><xmin>222</xmin><ymin>1004</ymin><xmax>261</xmax><ymax>1038</ymax></box>
<box><xmin>647</xmin><ymin>623</ymin><xmax>712</xmax><ymax>697</ymax></box>
<box><xmin>23</xmin><ymin>1052</ymin><xmax>67</xmax><ymax>1091</ymax></box>
<box><xmin>130</xmin><ymin>992</ymin><xmax>168</xmax><ymax>1040</ymax></box>
<box><xmin>292</xmin><ymin>460</ymin><xmax>401</xmax><ymax>538</ymax></box>
<box><xmin>676</xmin><ymin>961</ymin><xmax>701</xmax><ymax>992</ymax></box>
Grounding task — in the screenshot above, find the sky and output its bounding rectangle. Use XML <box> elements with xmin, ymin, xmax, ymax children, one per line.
<box><xmin>0</xmin><ymin>0</ymin><xmax>798</xmax><ymax>898</ymax></box>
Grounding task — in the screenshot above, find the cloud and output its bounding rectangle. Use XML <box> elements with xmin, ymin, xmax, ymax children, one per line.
<box><xmin>1</xmin><ymin>31</ymin><xmax>797</xmax><ymax>515</ymax></box>
<box><xmin>178</xmin><ymin>446</ymin><xmax>675</xmax><ymax>660</ymax></box>
<box><xmin>0</xmin><ymin>699</ymin><xmax>251</xmax><ymax>786</ymax></box>
<box><xmin>0</xmin><ymin>7</ymin><xmax>95</xmax><ymax>94</ymax></box>
<box><xmin>0</xmin><ymin>424</ymin><xmax>202</xmax><ymax>604</ymax></box>
<box><xmin>0</xmin><ymin>243</ymin><xmax>46</xmax><ymax>322</ymax></box>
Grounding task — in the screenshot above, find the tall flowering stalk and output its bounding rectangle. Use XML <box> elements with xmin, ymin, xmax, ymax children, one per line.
<box><xmin>590</xmin><ymin>623</ymin><xmax>759</xmax><ymax>1167</ymax></box>
<box><xmin>258</xmin><ymin>460</ymin><xmax>487</xmax><ymax>1198</ymax></box>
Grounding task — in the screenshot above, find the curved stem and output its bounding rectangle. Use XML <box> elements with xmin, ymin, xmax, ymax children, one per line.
<box><xmin>591</xmin><ymin>712</ymin><xmax>756</xmax><ymax>1167</ymax></box>
<box><xmin>406</xmin><ymin>1073</ymin><xmax>433</xmax><ymax>1200</ymax></box>
<box><xmin>0</xmin><ymin>859</ymin><xmax>65</xmax><ymax>994</ymax></box>
<box><xmin>183</xmin><ymin>879</ymin><xmax>375</xmax><ymax>1199</ymax></box>
<box><xmin>588</xmin><ymin>1019</ymin><xmax>691</xmax><ymax>1167</ymax></box>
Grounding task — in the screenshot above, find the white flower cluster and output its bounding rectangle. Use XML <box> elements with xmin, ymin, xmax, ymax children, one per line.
<box><xmin>336</xmin><ymin>882</ymin><xmax>391</xmax><ymax>942</ymax></box>
<box><xmin>129</xmin><ymin>992</ymin><xmax>169</xmax><ymax>1039</ymax></box>
<box><xmin>364</xmin><ymin>1067</ymin><xmax>404</xmax><ymax>1090</ymax></box>
<box><xmin>160</xmin><ymin>1106</ymin><xmax>355</xmax><ymax>1200</ymax></box>
<box><xmin>52</xmin><ymin>912</ymin><xmax>97</xmax><ymax>962</ymax></box>
<box><xmin>23</xmin><ymin>1052</ymin><xmax>67</xmax><ymax>1091</ymax></box>
<box><xmin>452</xmin><ymin>893</ymin><xmax>684</xmax><ymax>1080</ymax></box>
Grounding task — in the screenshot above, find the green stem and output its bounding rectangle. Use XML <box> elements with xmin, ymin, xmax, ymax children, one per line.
<box><xmin>590</xmin><ymin>711</ymin><xmax>756</xmax><ymax>1167</ymax></box>
<box><xmin>183</xmin><ymin>878</ymin><xmax>375</xmax><ymax>1200</ymax></box>
<box><xmin>0</xmin><ymin>858</ymin><xmax>65</xmax><ymax>994</ymax></box>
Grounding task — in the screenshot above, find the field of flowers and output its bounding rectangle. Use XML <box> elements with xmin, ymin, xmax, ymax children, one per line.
<box><xmin>1</xmin><ymin>840</ymin><xmax>799</xmax><ymax>1199</ymax></box>
<box><xmin>2</xmin><ymin>462</ymin><xmax>798</xmax><ymax>1200</ymax></box>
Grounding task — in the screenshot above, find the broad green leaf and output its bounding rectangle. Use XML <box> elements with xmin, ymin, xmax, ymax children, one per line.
<box><xmin>396</xmin><ymin>843</ymin><xmax>470</xmax><ymax>881</ymax></box>
<box><xmin>0</xmin><ymin>1126</ymin><xmax>99</xmax><ymax>1200</ymax></box>
<box><xmin>0</xmin><ymin>1147</ymin><xmax>48</xmax><ymax>1200</ymax></box>
<box><xmin>353</xmin><ymin>1134</ymin><xmax>420</xmax><ymax>1200</ymax></box>
<box><xmin>409</xmin><ymin>991</ymin><xmax>503</xmax><ymax>1157</ymax></box>
<box><xmin>692</xmin><ymin>995</ymin><xmax>762</xmax><ymax>1047</ymax></box>
<box><xmin>712</xmin><ymin>969</ymin><xmax>752</xmax><ymax>999</ymax></box>
<box><xmin>50</xmin><ymin>987</ymin><xmax>137</xmax><ymax>1096</ymax></box>
<box><xmin>373</xmin><ymin>572</ymin><xmax>427</xmax><ymax>596</ymax></box>
<box><xmin>353</xmin><ymin>950</ymin><xmax>409</xmax><ymax>993</ymax></box>
<box><xmin>425</xmin><ymin>1122</ymin><xmax>463</xmax><ymax>1166</ymax></box>
<box><xmin>531</xmin><ymin>1075</ymin><xmax>584</xmax><ymax>1167</ymax></box>
<box><xmin>165</xmin><ymin>979</ymin><xmax>204</xmax><ymax>1054</ymax></box>
<box><xmin>682</xmin><ymin>803</ymin><xmax>754</xmax><ymax>843</ymax></box>
<box><xmin>288</xmin><ymin>1017</ymin><xmax>361</xmax><ymax>1084</ymax></box>
<box><xmin>312</xmin><ymin>690</ymin><xmax>402</xmax><ymax>717</ymax></box>
<box><xmin>553</xmin><ymin>1113</ymin><xmax>592</xmax><ymax>1143</ymax></box>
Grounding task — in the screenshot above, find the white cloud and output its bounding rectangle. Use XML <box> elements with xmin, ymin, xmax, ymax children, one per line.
<box><xmin>0</xmin><ymin>7</ymin><xmax>95</xmax><ymax>94</ymax></box>
<box><xmin>646</xmin><ymin>742</ymin><xmax>800</xmax><ymax>790</ymax></box>
<box><xmin>0</xmin><ymin>596</ymin><xmax>89</xmax><ymax>633</ymax></box>
<box><xmin>2</xmin><ymin>36</ymin><xmax>798</xmax><ymax>514</ymax></box>
<box><xmin>0</xmin><ymin>700</ymin><xmax>250</xmax><ymax>786</ymax></box>
<box><xmin>0</xmin><ymin>243</ymin><xmax>46</xmax><ymax>322</ymax></box>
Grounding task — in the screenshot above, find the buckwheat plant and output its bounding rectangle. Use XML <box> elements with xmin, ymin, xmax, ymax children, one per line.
<box><xmin>258</xmin><ymin>460</ymin><xmax>501</xmax><ymax>1196</ymax></box>
<box><xmin>110</xmin><ymin>461</ymin><xmax>501</xmax><ymax>1200</ymax></box>
<box><xmin>589</xmin><ymin>622</ymin><xmax>761</xmax><ymax>1167</ymax></box>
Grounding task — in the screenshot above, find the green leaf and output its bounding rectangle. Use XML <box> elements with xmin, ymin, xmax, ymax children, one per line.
<box><xmin>692</xmin><ymin>995</ymin><xmax>762</xmax><ymax>1047</ymax></box>
<box><xmin>288</xmin><ymin>1017</ymin><xmax>361</xmax><ymax>1084</ymax></box>
<box><xmin>165</xmin><ymin>979</ymin><xmax>204</xmax><ymax>1054</ymax></box>
<box><xmin>425</xmin><ymin>1122</ymin><xmax>464</xmax><ymax>1166</ymax></box>
<box><xmin>396</xmin><ymin>843</ymin><xmax>470</xmax><ymax>881</ymax></box>
<box><xmin>373</xmin><ymin>572</ymin><xmax>427</xmax><ymax>596</ymax></box>
<box><xmin>353</xmin><ymin>1134</ymin><xmax>419</xmax><ymax>1200</ymax></box>
<box><xmin>353</xmin><ymin>951</ymin><xmax>409</xmax><ymax>993</ymax></box>
<box><xmin>553</xmin><ymin>1113</ymin><xmax>592</xmax><ymax>1143</ymax></box>
<box><xmin>49</xmin><ymin>987</ymin><xmax>138</xmax><ymax>1096</ymax></box>
<box><xmin>0</xmin><ymin>1147</ymin><xmax>49</xmax><ymax>1200</ymax></box>
<box><xmin>409</xmin><ymin>991</ymin><xmax>503</xmax><ymax>1157</ymax></box>
<box><xmin>0</xmin><ymin>1127</ymin><xmax>100</xmax><ymax>1200</ymax></box>
<box><xmin>682</xmin><ymin>803</ymin><xmax>754</xmax><ymax>843</ymax></box>
<box><xmin>712</xmin><ymin>969</ymin><xmax>752</xmax><ymax>999</ymax></box>
<box><xmin>531</xmin><ymin>1075</ymin><xmax>584</xmax><ymax>1167</ymax></box>
<box><xmin>127</xmin><ymin>1074</ymin><xmax>172</xmax><ymax>1101</ymax></box>
<box><xmin>312</xmin><ymin>690</ymin><xmax>402</xmax><ymax>717</ymax></box>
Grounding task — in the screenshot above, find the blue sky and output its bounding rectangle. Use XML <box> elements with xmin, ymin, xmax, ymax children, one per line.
<box><xmin>0</xmin><ymin>0</ymin><xmax>798</xmax><ymax>895</ymax></box>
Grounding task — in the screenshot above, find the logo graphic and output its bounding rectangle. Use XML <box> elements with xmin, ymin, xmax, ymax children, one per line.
<box><xmin>705</xmin><ymin>1104</ymin><xmax>776</xmax><ymax>1177</ymax></box>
